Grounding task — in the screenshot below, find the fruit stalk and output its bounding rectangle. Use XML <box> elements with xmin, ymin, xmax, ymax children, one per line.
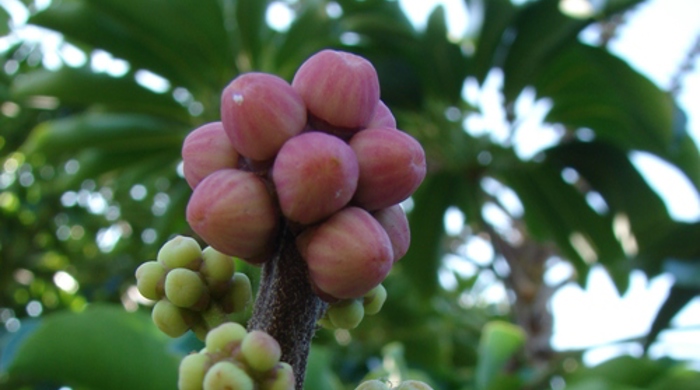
<box><xmin>247</xmin><ymin>222</ymin><xmax>327</xmax><ymax>390</ymax></box>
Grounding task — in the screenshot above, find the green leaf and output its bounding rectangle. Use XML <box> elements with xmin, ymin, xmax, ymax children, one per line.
<box><xmin>420</xmin><ymin>6</ymin><xmax>470</xmax><ymax>103</ymax></box>
<box><xmin>469</xmin><ymin>0</ymin><xmax>516</xmax><ymax>83</ymax></box>
<box><xmin>535</xmin><ymin>43</ymin><xmax>700</xmax><ymax>191</ymax></box>
<box><xmin>12</xmin><ymin>68</ymin><xmax>190</xmax><ymax>122</ymax></box>
<box><xmin>0</xmin><ymin>5</ymin><xmax>10</xmax><ymax>36</ymax></box>
<box><xmin>567</xmin><ymin>355</ymin><xmax>675</xmax><ymax>388</ymax></box>
<box><xmin>475</xmin><ymin>321</ymin><xmax>525</xmax><ymax>390</ymax></box>
<box><xmin>30</xmin><ymin>0</ymin><xmax>231</xmax><ymax>90</ymax></box>
<box><xmin>644</xmin><ymin>284</ymin><xmax>699</xmax><ymax>352</ymax></box>
<box><xmin>402</xmin><ymin>172</ymin><xmax>459</xmax><ymax>298</ymax></box>
<box><xmin>303</xmin><ymin>345</ymin><xmax>344</xmax><ymax>390</ymax></box>
<box><xmin>1</xmin><ymin>305</ymin><xmax>179</xmax><ymax>390</ymax></box>
<box><xmin>21</xmin><ymin>112</ymin><xmax>187</xmax><ymax>158</ymax></box>
<box><xmin>236</xmin><ymin>0</ymin><xmax>271</xmax><ymax>69</ymax></box>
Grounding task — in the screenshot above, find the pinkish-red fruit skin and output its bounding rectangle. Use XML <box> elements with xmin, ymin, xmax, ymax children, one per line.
<box><xmin>186</xmin><ymin>169</ymin><xmax>278</xmax><ymax>261</ymax></box>
<box><xmin>221</xmin><ymin>72</ymin><xmax>307</xmax><ymax>161</ymax></box>
<box><xmin>292</xmin><ymin>50</ymin><xmax>380</xmax><ymax>129</ymax></box>
<box><xmin>297</xmin><ymin>207</ymin><xmax>393</xmax><ymax>300</ymax></box>
<box><xmin>373</xmin><ymin>204</ymin><xmax>410</xmax><ymax>262</ymax></box>
<box><xmin>272</xmin><ymin>132</ymin><xmax>359</xmax><ymax>225</ymax></box>
<box><xmin>366</xmin><ymin>100</ymin><xmax>396</xmax><ymax>129</ymax></box>
<box><xmin>182</xmin><ymin>122</ymin><xmax>239</xmax><ymax>189</ymax></box>
<box><xmin>350</xmin><ymin>127</ymin><xmax>427</xmax><ymax>211</ymax></box>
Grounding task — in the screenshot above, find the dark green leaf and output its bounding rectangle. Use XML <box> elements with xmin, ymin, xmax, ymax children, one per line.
<box><xmin>475</xmin><ymin>321</ymin><xmax>525</xmax><ymax>390</ymax></box>
<box><xmin>535</xmin><ymin>43</ymin><xmax>700</xmax><ymax>191</ymax></box>
<box><xmin>469</xmin><ymin>0</ymin><xmax>516</xmax><ymax>83</ymax></box>
<box><xmin>236</xmin><ymin>0</ymin><xmax>271</xmax><ymax>69</ymax></box>
<box><xmin>2</xmin><ymin>305</ymin><xmax>179</xmax><ymax>390</ymax></box>
<box><xmin>0</xmin><ymin>5</ymin><xmax>10</xmax><ymax>36</ymax></box>
<box><xmin>12</xmin><ymin>68</ymin><xmax>190</xmax><ymax>122</ymax></box>
<box><xmin>644</xmin><ymin>284</ymin><xmax>699</xmax><ymax>351</ymax></box>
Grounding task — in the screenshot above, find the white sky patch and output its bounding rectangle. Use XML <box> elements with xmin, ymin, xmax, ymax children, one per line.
<box><xmin>134</xmin><ymin>69</ymin><xmax>170</xmax><ymax>93</ymax></box>
<box><xmin>629</xmin><ymin>151</ymin><xmax>700</xmax><ymax>222</ymax></box>
<box><xmin>398</xmin><ymin>0</ymin><xmax>470</xmax><ymax>39</ymax></box>
<box><xmin>265</xmin><ymin>1</ymin><xmax>294</xmax><ymax>32</ymax></box>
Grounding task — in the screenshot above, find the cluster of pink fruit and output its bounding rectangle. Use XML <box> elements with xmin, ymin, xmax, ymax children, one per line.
<box><xmin>183</xmin><ymin>49</ymin><xmax>426</xmax><ymax>303</ymax></box>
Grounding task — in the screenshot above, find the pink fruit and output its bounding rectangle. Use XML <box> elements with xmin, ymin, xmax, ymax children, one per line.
<box><xmin>182</xmin><ymin>122</ymin><xmax>239</xmax><ymax>188</ymax></box>
<box><xmin>272</xmin><ymin>132</ymin><xmax>359</xmax><ymax>225</ymax></box>
<box><xmin>373</xmin><ymin>204</ymin><xmax>410</xmax><ymax>261</ymax></box>
<box><xmin>186</xmin><ymin>169</ymin><xmax>278</xmax><ymax>261</ymax></box>
<box><xmin>292</xmin><ymin>50</ymin><xmax>380</xmax><ymax>129</ymax></box>
<box><xmin>366</xmin><ymin>100</ymin><xmax>396</xmax><ymax>129</ymax></box>
<box><xmin>296</xmin><ymin>207</ymin><xmax>393</xmax><ymax>300</ymax></box>
<box><xmin>350</xmin><ymin>127</ymin><xmax>426</xmax><ymax>211</ymax></box>
<box><xmin>221</xmin><ymin>72</ymin><xmax>307</xmax><ymax>161</ymax></box>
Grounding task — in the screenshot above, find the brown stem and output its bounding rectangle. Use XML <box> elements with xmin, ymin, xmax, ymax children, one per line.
<box><xmin>247</xmin><ymin>223</ymin><xmax>327</xmax><ymax>390</ymax></box>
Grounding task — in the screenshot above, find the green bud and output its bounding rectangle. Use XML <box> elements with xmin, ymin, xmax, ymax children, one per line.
<box><xmin>200</xmin><ymin>246</ymin><xmax>235</xmax><ymax>285</ymax></box>
<box><xmin>152</xmin><ymin>300</ymin><xmax>191</xmax><ymax>338</ymax></box>
<box><xmin>165</xmin><ymin>268</ymin><xmax>209</xmax><ymax>309</ymax></box>
<box><xmin>221</xmin><ymin>273</ymin><xmax>252</xmax><ymax>313</ymax></box>
<box><xmin>178</xmin><ymin>353</ymin><xmax>210</xmax><ymax>390</ymax></box>
<box><xmin>260</xmin><ymin>362</ymin><xmax>295</xmax><ymax>390</ymax></box>
<box><xmin>203</xmin><ymin>361</ymin><xmax>254</xmax><ymax>390</ymax></box>
<box><xmin>328</xmin><ymin>299</ymin><xmax>365</xmax><ymax>329</ymax></box>
<box><xmin>205</xmin><ymin>322</ymin><xmax>247</xmax><ymax>353</ymax></box>
<box><xmin>158</xmin><ymin>235</ymin><xmax>202</xmax><ymax>269</ymax></box>
<box><xmin>363</xmin><ymin>284</ymin><xmax>387</xmax><ymax>315</ymax></box>
<box><xmin>135</xmin><ymin>261</ymin><xmax>166</xmax><ymax>300</ymax></box>
<box><xmin>241</xmin><ymin>330</ymin><xmax>282</xmax><ymax>372</ymax></box>
<box><xmin>354</xmin><ymin>379</ymin><xmax>391</xmax><ymax>390</ymax></box>
<box><xmin>395</xmin><ymin>380</ymin><xmax>434</xmax><ymax>390</ymax></box>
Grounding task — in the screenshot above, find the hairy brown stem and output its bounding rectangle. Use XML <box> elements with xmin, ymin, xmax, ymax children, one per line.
<box><xmin>247</xmin><ymin>223</ymin><xmax>327</xmax><ymax>390</ymax></box>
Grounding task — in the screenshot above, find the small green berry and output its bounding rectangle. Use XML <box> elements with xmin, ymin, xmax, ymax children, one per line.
<box><xmin>363</xmin><ymin>284</ymin><xmax>387</xmax><ymax>315</ymax></box>
<box><xmin>135</xmin><ymin>261</ymin><xmax>166</xmax><ymax>300</ymax></box>
<box><xmin>260</xmin><ymin>362</ymin><xmax>295</xmax><ymax>390</ymax></box>
<box><xmin>165</xmin><ymin>268</ymin><xmax>209</xmax><ymax>309</ymax></box>
<box><xmin>354</xmin><ymin>379</ymin><xmax>391</xmax><ymax>390</ymax></box>
<box><xmin>152</xmin><ymin>300</ymin><xmax>191</xmax><ymax>338</ymax></box>
<box><xmin>328</xmin><ymin>299</ymin><xmax>365</xmax><ymax>329</ymax></box>
<box><xmin>203</xmin><ymin>361</ymin><xmax>254</xmax><ymax>390</ymax></box>
<box><xmin>200</xmin><ymin>246</ymin><xmax>235</xmax><ymax>285</ymax></box>
<box><xmin>158</xmin><ymin>235</ymin><xmax>202</xmax><ymax>269</ymax></box>
<box><xmin>205</xmin><ymin>322</ymin><xmax>247</xmax><ymax>353</ymax></box>
<box><xmin>178</xmin><ymin>353</ymin><xmax>210</xmax><ymax>390</ymax></box>
<box><xmin>241</xmin><ymin>330</ymin><xmax>282</xmax><ymax>372</ymax></box>
<box><xmin>221</xmin><ymin>273</ymin><xmax>252</xmax><ymax>313</ymax></box>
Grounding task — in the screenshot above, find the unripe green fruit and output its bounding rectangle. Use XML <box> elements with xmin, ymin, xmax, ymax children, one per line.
<box><xmin>350</xmin><ymin>127</ymin><xmax>426</xmax><ymax>211</ymax></box>
<box><xmin>182</xmin><ymin>121</ymin><xmax>239</xmax><ymax>189</ymax></box>
<box><xmin>328</xmin><ymin>299</ymin><xmax>365</xmax><ymax>329</ymax></box>
<box><xmin>135</xmin><ymin>261</ymin><xmax>166</xmax><ymax>300</ymax></box>
<box><xmin>158</xmin><ymin>235</ymin><xmax>203</xmax><ymax>269</ymax></box>
<box><xmin>203</xmin><ymin>361</ymin><xmax>254</xmax><ymax>390</ymax></box>
<box><xmin>363</xmin><ymin>284</ymin><xmax>387</xmax><ymax>316</ymax></box>
<box><xmin>205</xmin><ymin>322</ymin><xmax>247</xmax><ymax>353</ymax></box>
<box><xmin>221</xmin><ymin>72</ymin><xmax>307</xmax><ymax>161</ymax></box>
<box><xmin>272</xmin><ymin>131</ymin><xmax>359</xmax><ymax>225</ymax></box>
<box><xmin>152</xmin><ymin>300</ymin><xmax>191</xmax><ymax>338</ymax></box>
<box><xmin>221</xmin><ymin>272</ymin><xmax>252</xmax><ymax>314</ymax></box>
<box><xmin>261</xmin><ymin>362</ymin><xmax>295</xmax><ymax>390</ymax></box>
<box><xmin>394</xmin><ymin>380</ymin><xmax>434</xmax><ymax>390</ymax></box>
<box><xmin>165</xmin><ymin>268</ymin><xmax>208</xmax><ymax>309</ymax></box>
<box><xmin>292</xmin><ymin>49</ymin><xmax>380</xmax><ymax>129</ymax></box>
<box><xmin>354</xmin><ymin>379</ymin><xmax>391</xmax><ymax>390</ymax></box>
<box><xmin>178</xmin><ymin>353</ymin><xmax>210</xmax><ymax>390</ymax></box>
<box><xmin>241</xmin><ymin>330</ymin><xmax>282</xmax><ymax>372</ymax></box>
<box><xmin>200</xmin><ymin>246</ymin><xmax>235</xmax><ymax>287</ymax></box>
<box><xmin>186</xmin><ymin>169</ymin><xmax>278</xmax><ymax>261</ymax></box>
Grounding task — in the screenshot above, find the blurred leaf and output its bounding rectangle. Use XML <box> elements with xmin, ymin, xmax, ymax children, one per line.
<box><xmin>567</xmin><ymin>355</ymin><xmax>675</xmax><ymax>388</ymax></box>
<box><xmin>0</xmin><ymin>5</ymin><xmax>10</xmax><ymax>36</ymax></box>
<box><xmin>1</xmin><ymin>305</ymin><xmax>179</xmax><ymax>390</ymax></box>
<box><xmin>475</xmin><ymin>321</ymin><xmax>525</xmax><ymax>390</ymax></box>
<box><xmin>30</xmin><ymin>0</ymin><xmax>230</xmax><ymax>89</ymax></box>
<box><xmin>236</xmin><ymin>0</ymin><xmax>270</xmax><ymax>68</ymax></box>
<box><xmin>470</xmin><ymin>0</ymin><xmax>516</xmax><ymax>83</ymax></box>
<box><xmin>12</xmin><ymin>68</ymin><xmax>190</xmax><ymax>122</ymax></box>
<box><xmin>644</xmin><ymin>284</ymin><xmax>699</xmax><ymax>351</ymax></box>
<box><xmin>21</xmin><ymin>112</ymin><xmax>186</xmax><ymax>158</ymax></box>
<box><xmin>303</xmin><ymin>345</ymin><xmax>344</xmax><ymax>390</ymax></box>
<box><xmin>402</xmin><ymin>172</ymin><xmax>460</xmax><ymax>298</ymax></box>
<box><xmin>536</xmin><ymin>42</ymin><xmax>700</xmax><ymax>191</ymax></box>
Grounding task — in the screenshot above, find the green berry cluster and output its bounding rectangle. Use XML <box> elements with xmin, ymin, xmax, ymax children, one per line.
<box><xmin>317</xmin><ymin>284</ymin><xmax>387</xmax><ymax>330</ymax></box>
<box><xmin>179</xmin><ymin>322</ymin><xmax>294</xmax><ymax>390</ymax></box>
<box><xmin>355</xmin><ymin>379</ymin><xmax>434</xmax><ymax>390</ymax></box>
<box><xmin>135</xmin><ymin>235</ymin><xmax>252</xmax><ymax>338</ymax></box>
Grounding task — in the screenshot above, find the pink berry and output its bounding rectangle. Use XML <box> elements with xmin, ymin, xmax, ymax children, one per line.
<box><xmin>272</xmin><ymin>132</ymin><xmax>359</xmax><ymax>225</ymax></box>
<box><xmin>296</xmin><ymin>207</ymin><xmax>393</xmax><ymax>300</ymax></box>
<box><xmin>292</xmin><ymin>50</ymin><xmax>380</xmax><ymax>129</ymax></box>
<box><xmin>182</xmin><ymin>122</ymin><xmax>239</xmax><ymax>189</ymax></box>
<box><xmin>350</xmin><ymin>127</ymin><xmax>426</xmax><ymax>211</ymax></box>
<box><xmin>186</xmin><ymin>169</ymin><xmax>278</xmax><ymax>261</ymax></box>
<box><xmin>366</xmin><ymin>100</ymin><xmax>396</xmax><ymax>129</ymax></box>
<box><xmin>221</xmin><ymin>72</ymin><xmax>307</xmax><ymax>161</ymax></box>
<box><xmin>373</xmin><ymin>204</ymin><xmax>410</xmax><ymax>261</ymax></box>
